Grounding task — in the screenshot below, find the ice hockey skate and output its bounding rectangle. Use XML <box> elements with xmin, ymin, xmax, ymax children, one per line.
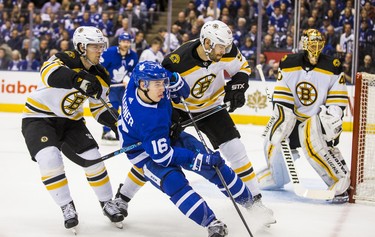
<box><xmin>331</xmin><ymin>191</ymin><xmax>349</xmax><ymax>203</ymax></box>
<box><xmin>113</xmin><ymin>197</ymin><xmax>128</xmax><ymax>217</ymax></box>
<box><xmin>247</xmin><ymin>194</ymin><xmax>276</xmax><ymax>228</ymax></box>
<box><xmin>101</xmin><ymin>131</ymin><xmax>119</xmax><ymax>146</ymax></box>
<box><xmin>61</xmin><ymin>201</ymin><xmax>79</xmax><ymax>235</ymax></box>
<box><xmin>207</xmin><ymin>219</ymin><xmax>228</xmax><ymax>237</ymax></box>
<box><xmin>100</xmin><ymin>200</ymin><xmax>125</xmax><ymax>229</ymax></box>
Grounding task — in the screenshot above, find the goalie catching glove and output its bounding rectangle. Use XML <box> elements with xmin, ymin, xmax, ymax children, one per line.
<box><xmin>168</xmin><ymin>72</ymin><xmax>190</xmax><ymax>104</ymax></box>
<box><xmin>73</xmin><ymin>70</ymin><xmax>103</xmax><ymax>99</ymax></box>
<box><xmin>319</xmin><ymin>105</ymin><xmax>343</xmax><ymax>142</ymax></box>
<box><xmin>190</xmin><ymin>151</ymin><xmax>224</xmax><ymax>171</ymax></box>
<box><xmin>224</xmin><ymin>77</ymin><xmax>249</xmax><ymax>112</ymax></box>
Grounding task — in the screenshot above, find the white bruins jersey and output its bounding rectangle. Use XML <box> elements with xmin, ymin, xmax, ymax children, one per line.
<box><xmin>162</xmin><ymin>39</ymin><xmax>251</xmax><ymax>113</ymax></box>
<box><xmin>273</xmin><ymin>53</ymin><xmax>348</xmax><ymax>121</ymax></box>
<box><xmin>22</xmin><ymin>50</ymin><xmax>111</xmax><ymax>121</ymax></box>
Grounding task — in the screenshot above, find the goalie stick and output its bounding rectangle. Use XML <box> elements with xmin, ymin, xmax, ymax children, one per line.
<box><xmin>62</xmin><ymin>103</ymin><xmax>230</xmax><ymax>167</ymax></box>
<box><xmin>256</xmin><ymin>64</ymin><xmax>335</xmax><ymax>200</ymax></box>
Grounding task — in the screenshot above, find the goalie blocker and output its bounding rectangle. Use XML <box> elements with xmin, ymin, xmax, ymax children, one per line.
<box><xmin>258</xmin><ymin>104</ymin><xmax>349</xmax><ymax>201</ymax></box>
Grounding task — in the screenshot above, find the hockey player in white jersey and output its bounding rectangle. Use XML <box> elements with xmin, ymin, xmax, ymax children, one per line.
<box><xmin>114</xmin><ymin>20</ymin><xmax>275</xmax><ymax>227</ymax></box>
<box><xmin>21</xmin><ymin>26</ymin><xmax>124</xmax><ymax>232</ymax></box>
<box><xmin>257</xmin><ymin>29</ymin><xmax>350</xmax><ymax>203</ymax></box>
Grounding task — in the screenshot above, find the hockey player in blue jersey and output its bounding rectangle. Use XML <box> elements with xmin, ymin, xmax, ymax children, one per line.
<box><xmin>100</xmin><ymin>32</ymin><xmax>138</xmax><ymax>143</ymax></box>
<box><xmin>115</xmin><ymin>61</ymin><xmax>257</xmax><ymax>237</ymax></box>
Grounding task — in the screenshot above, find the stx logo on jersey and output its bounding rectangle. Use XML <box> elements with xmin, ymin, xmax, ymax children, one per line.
<box><xmin>61</xmin><ymin>92</ymin><xmax>86</xmax><ymax>116</ymax></box>
<box><xmin>296</xmin><ymin>82</ymin><xmax>317</xmax><ymax>106</ymax></box>
<box><xmin>191</xmin><ymin>73</ymin><xmax>216</xmax><ymax>98</ymax></box>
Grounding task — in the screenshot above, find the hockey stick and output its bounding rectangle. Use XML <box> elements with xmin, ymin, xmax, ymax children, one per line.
<box><xmin>256</xmin><ymin>64</ymin><xmax>335</xmax><ymax>200</ymax></box>
<box><xmin>180</xmin><ymin>97</ymin><xmax>254</xmax><ymax>237</ymax></box>
<box><xmin>62</xmin><ymin>103</ymin><xmax>230</xmax><ymax>167</ymax></box>
<box><xmin>61</xmin><ymin>142</ymin><xmax>142</xmax><ymax>167</ymax></box>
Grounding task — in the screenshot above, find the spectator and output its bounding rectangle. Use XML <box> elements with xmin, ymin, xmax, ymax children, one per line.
<box><xmin>239</xmin><ymin>37</ymin><xmax>256</xmax><ymax>61</ymax></box>
<box><xmin>268</xmin><ymin>5</ymin><xmax>289</xmax><ymax>33</ymax></box>
<box><xmin>338</xmin><ymin>22</ymin><xmax>354</xmax><ymax>54</ymax></box>
<box><xmin>261</xmin><ymin>34</ymin><xmax>277</xmax><ymax>52</ymax></box>
<box><xmin>267</xmin><ymin>61</ymin><xmax>280</xmax><ymax>80</ymax></box>
<box><xmin>158</xmin><ymin>27</ymin><xmax>180</xmax><ymax>54</ymax></box>
<box><xmin>139</xmin><ymin>37</ymin><xmax>164</xmax><ymax>63</ymax></box>
<box><xmin>41</xmin><ymin>0</ymin><xmax>61</xmax><ymax>14</ymax></box>
<box><xmin>342</xmin><ymin>52</ymin><xmax>352</xmax><ymax>83</ymax></box>
<box><xmin>207</xmin><ymin>0</ymin><xmax>220</xmax><ymax>19</ymax></box>
<box><xmin>97</xmin><ymin>12</ymin><xmax>114</xmax><ymax>37</ymax></box>
<box><xmin>8</xmin><ymin>49</ymin><xmax>27</xmax><ymax>71</ymax></box>
<box><xmin>323</xmin><ymin>25</ymin><xmax>340</xmax><ymax>57</ymax></box>
<box><xmin>174</xmin><ymin>11</ymin><xmax>192</xmax><ymax>35</ymax></box>
<box><xmin>358</xmin><ymin>55</ymin><xmax>375</xmax><ymax>74</ymax></box>
<box><xmin>133</xmin><ymin>31</ymin><xmax>148</xmax><ymax>58</ymax></box>
<box><xmin>255</xmin><ymin>53</ymin><xmax>272</xmax><ymax>79</ymax></box>
<box><xmin>6</xmin><ymin>29</ymin><xmax>23</xmax><ymax>51</ymax></box>
<box><xmin>25</xmin><ymin>48</ymin><xmax>41</xmax><ymax>71</ymax></box>
<box><xmin>0</xmin><ymin>47</ymin><xmax>11</xmax><ymax>70</ymax></box>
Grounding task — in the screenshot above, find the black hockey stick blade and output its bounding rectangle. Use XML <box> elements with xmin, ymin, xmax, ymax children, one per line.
<box><xmin>61</xmin><ymin>142</ymin><xmax>142</xmax><ymax>167</ymax></box>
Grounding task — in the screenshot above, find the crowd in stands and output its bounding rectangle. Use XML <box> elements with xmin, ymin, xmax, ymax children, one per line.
<box><xmin>0</xmin><ymin>0</ymin><xmax>374</xmax><ymax>82</ymax></box>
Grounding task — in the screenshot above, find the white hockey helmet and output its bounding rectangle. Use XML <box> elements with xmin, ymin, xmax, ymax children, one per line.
<box><xmin>73</xmin><ymin>26</ymin><xmax>107</xmax><ymax>55</ymax></box>
<box><xmin>199</xmin><ymin>20</ymin><xmax>233</xmax><ymax>55</ymax></box>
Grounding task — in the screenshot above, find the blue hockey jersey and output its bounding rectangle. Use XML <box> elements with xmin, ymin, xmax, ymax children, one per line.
<box><xmin>100</xmin><ymin>46</ymin><xmax>138</xmax><ymax>84</ymax></box>
<box><xmin>118</xmin><ymin>78</ymin><xmax>195</xmax><ymax>168</ymax></box>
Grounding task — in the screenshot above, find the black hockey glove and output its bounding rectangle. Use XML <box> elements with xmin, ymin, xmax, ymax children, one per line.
<box><xmin>170</xmin><ymin>108</ymin><xmax>184</xmax><ymax>141</ymax></box>
<box><xmin>73</xmin><ymin>70</ymin><xmax>103</xmax><ymax>99</ymax></box>
<box><xmin>224</xmin><ymin>78</ymin><xmax>249</xmax><ymax>112</ymax></box>
<box><xmin>98</xmin><ymin>107</ymin><xmax>119</xmax><ymax>139</ymax></box>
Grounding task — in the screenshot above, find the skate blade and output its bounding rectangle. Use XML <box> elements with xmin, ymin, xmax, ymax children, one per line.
<box><xmin>70</xmin><ymin>227</ymin><xmax>77</xmax><ymax>235</ymax></box>
<box><xmin>113</xmin><ymin>221</ymin><xmax>123</xmax><ymax>229</ymax></box>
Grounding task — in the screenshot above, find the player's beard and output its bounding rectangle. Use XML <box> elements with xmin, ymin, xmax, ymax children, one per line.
<box><xmin>208</xmin><ymin>51</ymin><xmax>223</xmax><ymax>62</ymax></box>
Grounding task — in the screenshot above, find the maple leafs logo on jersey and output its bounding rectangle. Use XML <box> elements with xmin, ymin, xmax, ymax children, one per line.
<box><xmin>113</xmin><ymin>66</ymin><xmax>128</xmax><ymax>83</ymax></box>
<box><xmin>247</xmin><ymin>90</ymin><xmax>268</xmax><ymax>112</ymax></box>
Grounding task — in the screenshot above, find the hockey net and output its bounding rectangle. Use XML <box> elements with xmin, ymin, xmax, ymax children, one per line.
<box><xmin>349</xmin><ymin>72</ymin><xmax>375</xmax><ymax>203</ymax></box>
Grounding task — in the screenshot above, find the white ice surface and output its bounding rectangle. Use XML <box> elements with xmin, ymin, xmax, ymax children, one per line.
<box><xmin>1</xmin><ymin>112</ymin><xmax>375</xmax><ymax>237</ymax></box>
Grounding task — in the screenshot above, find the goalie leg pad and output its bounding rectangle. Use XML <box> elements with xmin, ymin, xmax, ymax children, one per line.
<box><xmin>299</xmin><ymin>115</ymin><xmax>350</xmax><ymax>195</ymax></box>
<box><xmin>259</xmin><ymin>140</ymin><xmax>296</xmax><ymax>190</ymax></box>
<box><xmin>264</xmin><ymin>103</ymin><xmax>297</xmax><ymax>146</ymax></box>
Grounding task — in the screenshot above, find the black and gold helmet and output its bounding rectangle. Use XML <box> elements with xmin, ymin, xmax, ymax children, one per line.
<box><xmin>301</xmin><ymin>29</ymin><xmax>325</xmax><ymax>64</ymax></box>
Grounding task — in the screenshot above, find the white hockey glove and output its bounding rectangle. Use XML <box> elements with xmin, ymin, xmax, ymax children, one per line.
<box><xmin>319</xmin><ymin>105</ymin><xmax>343</xmax><ymax>142</ymax></box>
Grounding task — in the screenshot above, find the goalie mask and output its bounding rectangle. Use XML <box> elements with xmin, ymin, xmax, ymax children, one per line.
<box><xmin>199</xmin><ymin>20</ymin><xmax>233</xmax><ymax>60</ymax></box>
<box><xmin>301</xmin><ymin>29</ymin><xmax>325</xmax><ymax>65</ymax></box>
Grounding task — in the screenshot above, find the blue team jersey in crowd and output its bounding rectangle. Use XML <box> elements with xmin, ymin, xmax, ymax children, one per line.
<box><xmin>100</xmin><ymin>46</ymin><xmax>138</xmax><ymax>84</ymax></box>
<box><xmin>118</xmin><ymin>79</ymin><xmax>194</xmax><ymax>168</ymax></box>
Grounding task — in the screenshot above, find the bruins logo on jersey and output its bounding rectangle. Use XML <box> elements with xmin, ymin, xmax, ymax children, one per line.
<box><xmin>169</xmin><ymin>54</ymin><xmax>180</xmax><ymax>64</ymax></box>
<box><xmin>191</xmin><ymin>73</ymin><xmax>216</xmax><ymax>98</ymax></box>
<box><xmin>333</xmin><ymin>59</ymin><xmax>341</xmax><ymax>67</ymax></box>
<box><xmin>61</xmin><ymin>92</ymin><xmax>86</xmax><ymax>116</ymax></box>
<box><xmin>296</xmin><ymin>81</ymin><xmax>317</xmax><ymax>106</ymax></box>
